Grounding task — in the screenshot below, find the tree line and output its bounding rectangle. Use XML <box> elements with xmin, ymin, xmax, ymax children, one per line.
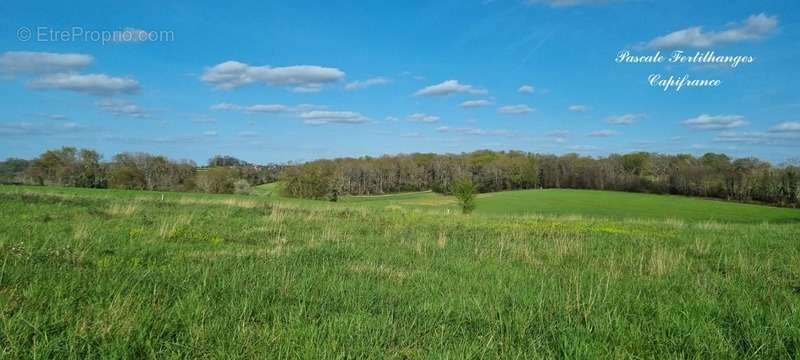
<box><xmin>2</xmin><ymin>147</ymin><xmax>798</xmax><ymax>208</ymax></box>
<box><xmin>0</xmin><ymin>147</ymin><xmax>282</xmax><ymax>194</ymax></box>
<box><xmin>280</xmin><ymin>150</ymin><xmax>800</xmax><ymax>208</ymax></box>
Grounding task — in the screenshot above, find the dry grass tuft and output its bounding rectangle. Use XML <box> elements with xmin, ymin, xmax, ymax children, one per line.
<box><xmin>695</xmin><ymin>221</ymin><xmax>727</xmax><ymax>231</ymax></box>
<box><xmin>107</xmin><ymin>203</ymin><xmax>139</xmax><ymax>217</ymax></box>
<box><xmin>646</xmin><ymin>246</ymin><xmax>685</xmax><ymax>277</ymax></box>
<box><xmin>175</xmin><ymin>197</ymin><xmax>260</xmax><ymax>208</ymax></box>
<box><xmin>436</xmin><ymin>231</ymin><xmax>447</xmax><ymax>249</ymax></box>
<box><xmin>693</xmin><ymin>237</ymin><xmax>712</xmax><ymax>257</ymax></box>
<box><xmin>553</xmin><ymin>235</ymin><xmax>583</xmax><ymax>259</ymax></box>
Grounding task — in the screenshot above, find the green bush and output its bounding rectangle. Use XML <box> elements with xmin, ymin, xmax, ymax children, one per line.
<box><xmin>451</xmin><ymin>178</ymin><xmax>477</xmax><ymax>214</ymax></box>
<box><xmin>196</xmin><ymin>167</ymin><xmax>236</xmax><ymax>194</ymax></box>
<box><xmin>233</xmin><ymin>179</ymin><xmax>252</xmax><ymax>195</ymax></box>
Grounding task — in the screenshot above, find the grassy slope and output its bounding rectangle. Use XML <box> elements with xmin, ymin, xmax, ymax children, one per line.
<box><xmin>1</xmin><ymin>185</ymin><xmax>799</xmax><ymax>358</ymax></box>
<box><xmin>342</xmin><ymin>188</ymin><xmax>800</xmax><ymax>223</ymax></box>
<box><xmin>252</xmin><ymin>182</ymin><xmax>282</xmax><ymax>197</ymax></box>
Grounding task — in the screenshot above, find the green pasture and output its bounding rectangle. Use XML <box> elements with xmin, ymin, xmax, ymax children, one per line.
<box><xmin>1</xmin><ymin>185</ymin><xmax>799</xmax><ymax>358</ymax></box>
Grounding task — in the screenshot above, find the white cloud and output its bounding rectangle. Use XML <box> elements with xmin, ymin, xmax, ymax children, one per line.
<box><xmin>769</xmin><ymin>122</ymin><xmax>800</xmax><ymax>133</ymax></box>
<box><xmin>0</xmin><ymin>51</ymin><xmax>93</xmax><ymax>75</ymax></box>
<box><xmin>517</xmin><ymin>85</ymin><xmax>534</xmax><ymax>94</ymax></box>
<box><xmin>28</xmin><ymin>73</ymin><xmax>140</xmax><ymax>96</ymax></box>
<box><xmin>201</xmin><ymin>61</ymin><xmax>345</xmax><ymax>91</ymax></box>
<box><xmin>586</xmin><ymin>129</ymin><xmax>619</xmax><ymax>137</ymax></box>
<box><xmin>646</xmin><ymin>13</ymin><xmax>778</xmax><ymax>49</ymax></box>
<box><xmin>459</xmin><ymin>99</ymin><xmax>493</xmax><ymax>108</ymax></box>
<box><xmin>210</xmin><ymin>103</ymin><xmax>240</xmax><ymax>111</ymax></box>
<box><xmin>203</xmin><ymin>130</ymin><xmax>218</xmax><ymax>136</ymax></box>
<box><xmin>97</xmin><ymin>99</ymin><xmax>148</xmax><ymax>118</ymax></box>
<box><xmin>345</xmin><ymin>77</ymin><xmax>391</xmax><ymax>90</ymax></box>
<box><xmin>436</xmin><ymin>126</ymin><xmax>514</xmax><ymax>137</ymax></box>
<box><xmin>526</xmin><ymin>0</ymin><xmax>619</xmax><ymax>7</ymax></box>
<box><xmin>407</xmin><ymin>113</ymin><xmax>440</xmax><ymax>123</ymax></box>
<box><xmin>714</xmin><ymin>131</ymin><xmax>800</xmax><ymax>146</ymax></box>
<box><xmin>606</xmin><ymin>113</ymin><xmax>645</xmax><ymax>124</ymax></box>
<box><xmin>299</xmin><ymin>110</ymin><xmax>369</xmax><ymax>125</ymax></box>
<box><xmin>0</xmin><ymin>121</ymin><xmax>86</xmax><ymax>136</ymax></box>
<box><xmin>210</xmin><ymin>103</ymin><xmax>314</xmax><ymax>114</ymax></box>
<box><xmin>246</xmin><ymin>104</ymin><xmax>290</xmax><ymax>113</ymax></box>
<box><xmin>1</xmin><ymin>51</ymin><xmax>139</xmax><ymax>97</ymax></box>
<box><xmin>568</xmin><ymin>105</ymin><xmax>590</xmax><ymax>112</ymax></box>
<box><xmin>238</xmin><ymin>131</ymin><xmax>258</xmax><ymax>138</ymax></box>
<box><xmin>499</xmin><ymin>104</ymin><xmax>534</xmax><ymax>114</ymax></box>
<box><xmin>293</xmin><ymin>104</ymin><xmax>327</xmax><ymax>112</ymax></box>
<box><xmin>683</xmin><ymin>114</ymin><xmax>748</xmax><ymax>130</ymax></box>
<box><xmin>413</xmin><ymin>80</ymin><xmax>487</xmax><ymax>97</ymax></box>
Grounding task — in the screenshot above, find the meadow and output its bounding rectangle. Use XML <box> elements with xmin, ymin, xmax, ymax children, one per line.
<box><xmin>1</xmin><ymin>184</ymin><xmax>799</xmax><ymax>358</ymax></box>
<box><xmin>341</xmin><ymin>188</ymin><xmax>800</xmax><ymax>223</ymax></box>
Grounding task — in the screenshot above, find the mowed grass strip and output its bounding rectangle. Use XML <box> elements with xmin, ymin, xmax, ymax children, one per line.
<box><xmin>0</xmin><ymin>186</ymin><xmax>799</xmax><ymax>358</ymax></box>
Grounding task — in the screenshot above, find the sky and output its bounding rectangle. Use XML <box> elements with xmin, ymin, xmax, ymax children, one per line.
<box><xmin>1</xmin><ymin>0</ymin><xmax>799</xmax><ymax>165</ymax></box>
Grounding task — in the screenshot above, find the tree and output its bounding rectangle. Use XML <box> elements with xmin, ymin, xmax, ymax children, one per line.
<box><xmin>451</xmin><ymin>178</ymin><xmax>477</xmax><ymax>214</ymax></box>
<box><xmin>25</xmin><ymin>147</ymin><xmax>105</xmax><ymax>187</ymax></box>
<box><xmin>196</xmin><ymin>167</ymin><xmax>237</xmax><ymax>194</ymax></box>
<box><xmin>76</xmin><ymin>149</ymin><xmax>104</xmax><ymax>188</ymax></box>
<box><xmin>208</xmin><ymin>155</ymin><xmax>249</xmax><ymax>167</ymax></box>
<box><xmin>0</xmin><ymin>158</ymin><xmax>31</xmax><ymax>184</ymax></box>
<box><xmin>15</xmin><ymin>146</ymin><xmax>800</xmax><ymax>208</ymax></box>
<box><xmin>280</xmin><ymin>161</ymin><xmax>336</xmax><ymax>199</ymax></box>
<box><xmin>108</xmin><ymin>153</ymin><xmax>147</xmax><ymax>190</ymax></box>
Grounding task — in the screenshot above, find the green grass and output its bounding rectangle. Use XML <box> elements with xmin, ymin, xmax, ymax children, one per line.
<box><xmin>343</xmin><ymin>188</ymin><xmax>800</xmax><ymax>223</ymax></box>
<box><xmin>253</xmin><ymin>182</ymin><xmax>283</xmax><ymax>197</ymax></box>
<box><xmin>1</xmin><ymin>185</ymin><xmax>799</xmax><ymax>358</ymax></box>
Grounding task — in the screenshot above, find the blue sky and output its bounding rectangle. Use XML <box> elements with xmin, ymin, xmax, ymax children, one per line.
<box><xmin>1</xmin><ymin>0</ymin><xmax>799</xmax><ymax>164</ymax></box>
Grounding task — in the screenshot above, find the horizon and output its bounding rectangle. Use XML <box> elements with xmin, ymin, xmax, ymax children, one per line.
<box><xmin>2</xmin><ymin>1</ymin><xmax>799</xmax><ymax>164</ymax></box>
<box><xmin>6</xmin><ymin>146</ymin><xmax>798</xmax><ymax>168</ymax></box>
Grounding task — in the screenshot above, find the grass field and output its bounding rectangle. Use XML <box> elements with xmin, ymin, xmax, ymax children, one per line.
<box><xmin>341</xmin><ymin>188</ymin><xmax>800</xmax><ymax>223</ymax></box>
<box><xmin>1</xmin><ymin>185</ymin><xmax>799</xmax><ymax>358</ymax></box>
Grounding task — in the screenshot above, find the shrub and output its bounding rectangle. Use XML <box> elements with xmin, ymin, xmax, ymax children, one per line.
<box><xmin>196</xmin><ymin>167</ymin><xmax>236</xmax><ymax>194</ymax></box>
<box><xmin>451</xmin><ymin>178</ymin><xmax>477</xmax><ymax>214</ymax></box>
<box><xmin>233</xmin><ymin>179</ymin><xmax>252</xmax><ymax>195</ymax></box>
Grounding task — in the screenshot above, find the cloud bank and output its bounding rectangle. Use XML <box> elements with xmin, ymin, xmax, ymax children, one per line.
<box><xmin>682</xmin><ymin>114</ymin><xmax>748</xmax><ymax>130</ymax></box>
<box><xmin>646</xmin><ymin>13</ymin><xmax>778</xmax><ymax>48</ymax></box>
<box><xmin>201</xmin><ymin>61</ymin><xmax>345</xmax><ymax>91</ymax></box>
